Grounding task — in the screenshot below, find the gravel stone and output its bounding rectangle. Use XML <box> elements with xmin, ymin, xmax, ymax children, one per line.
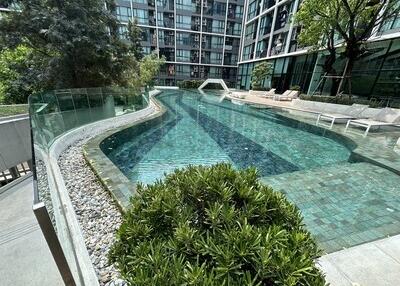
<box><xmin>59</xmin><ymin>141</ymin><xmax>126</xmax><ymax>286</ymax></box>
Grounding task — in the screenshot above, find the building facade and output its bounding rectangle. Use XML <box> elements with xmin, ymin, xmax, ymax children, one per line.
<box><xmin>115</xmin><ymin>0</ymin><xmax>244</xmax><ymax>87</ymax></box>
<box><xmin>236</xmin><ymin>0</ymin><xmax>400</xmax><ymax>99</ymax></box>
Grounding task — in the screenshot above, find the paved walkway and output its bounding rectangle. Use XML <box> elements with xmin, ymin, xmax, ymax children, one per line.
<box><xmin>319</xmin><ymin>234</ymin><xmax>400</xmax><ymax>285</ymax></box>
<box><xmin>0</xmin><ymin>175</ymin><xmax>63</xmax><ymax>285</ymax></box>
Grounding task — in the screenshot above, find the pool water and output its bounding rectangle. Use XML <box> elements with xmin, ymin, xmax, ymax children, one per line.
<box><xmin>104</xmin><ymin>90</ymin><xmax>352</xmax><ymax>185</ymax></box>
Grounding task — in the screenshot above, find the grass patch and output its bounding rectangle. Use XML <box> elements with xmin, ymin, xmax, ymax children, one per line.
<box><xmin>0</xmin><ymin>105</ymin><xmax>29</xmax><ymax>117</ymax></box>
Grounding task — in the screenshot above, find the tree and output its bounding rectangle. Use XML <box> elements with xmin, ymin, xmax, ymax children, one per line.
<box><xmin>251</xmin><ymin>61</ymin><xmax>273</xmax><ymax>90</ymax></box>
<box><xmin>127</xmin><ymin>19</ymin><xmax>144</xmax><ymax>61</ymax></box>
<box><xmin>296</xmin><ymin>0</ymin><xmax>400</xmax><ymax>96</ymax></box>
<box><xmin>0</xmin><ymin>45</ymin><xmax>45</xmax><ymax>104</ymax></box>
<box><xmin>126</xmin><ymin>51</ymin><xmax>166</xmax><ymax>90</ymax></box>
<box><xmin>0</xmin><ymin>0</ymin><xmax>137</xmax><ymax>90</ymax></box>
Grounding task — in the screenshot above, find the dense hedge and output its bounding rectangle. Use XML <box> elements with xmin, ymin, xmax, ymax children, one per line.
<box><xmin>109</xmin><ymin>164</ymin><xmax>326</xmax><ymax>285</ymax></box>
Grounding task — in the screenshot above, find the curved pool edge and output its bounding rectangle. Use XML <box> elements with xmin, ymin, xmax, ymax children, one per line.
<box><xmin>84</xmin><ymin>91</ymin><xmax>400</xmax><ymax>213</ymax></box>
<box><xmin>83</xmin><ymin>89</ymin><xmax>166</xmax><ymax>211</ymax></box>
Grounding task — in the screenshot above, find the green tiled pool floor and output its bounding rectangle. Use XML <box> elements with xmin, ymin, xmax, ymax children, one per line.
<box><xmin>261</xmin><ymin>162</ymin><xmax>400</xmax><ymax>253</ymax></box>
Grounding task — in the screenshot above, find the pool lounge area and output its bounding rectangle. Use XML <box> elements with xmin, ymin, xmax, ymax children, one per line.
<box><xmin>84</xmin><ymin>89</ymin><xmax>400</xmax><ymax>255</ymax></box>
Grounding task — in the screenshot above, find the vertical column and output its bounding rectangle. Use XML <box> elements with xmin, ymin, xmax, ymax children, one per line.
<box><xmin>222</xmin><ymin>0</ymin><xmax>230</xmax><ymax>66</ymax></box>
<box><xmin>267</xmin><ymin>3</ymin><xmax>278</xmax><ymax>57</ymax></box>
<box><xmin>199</xmin><ymin>0</ymin><xmax>204</xmax><ymax>65</ymax></box>
<box><xmin>284</xmin><ymin>0</ymin><xmax>300</xmax><ymax>54</ymax></box>
<box><xmin>253</xmin><ymin>0</ymin><xmax>264</xmax><ymax>60</ymax></box>
<box><xmin>239</xmin><ymin>0</ymin><xmax>250</xmax><ymax>62</ymax></box>
<box><xmin>174</xmin><ymin>0</ymin><xmax>177</xmax><ymax>62</ymax></box>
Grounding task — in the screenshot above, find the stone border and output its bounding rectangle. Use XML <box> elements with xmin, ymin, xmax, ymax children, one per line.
<box><xmin>83</xmin><ymin>92</ymin><xmax>166</xmax><ymax>212</ymax></box>
<box><xmin>35</xmin><ymin>90</ymin><xmax>162</xmax><ymax>286</ymax></box>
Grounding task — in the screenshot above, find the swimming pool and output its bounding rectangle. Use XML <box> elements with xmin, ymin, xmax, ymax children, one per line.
<box><xmin>102</xmin><ymin>90</ymin><xmax>353</xmax><ymax>185</ymax></box>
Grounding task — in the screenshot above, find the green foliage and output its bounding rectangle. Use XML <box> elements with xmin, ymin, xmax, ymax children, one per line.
<box><xmin>110</xmin><ymin>164</ymin><xmax>326</xmax><ymax>286</ymax></box>
<box><xmin>127</xmin><ymin>19</ymin><xmax>144</xmax><ymax>61</ymax></box>
<box><xmin>0</xmin><ymin>0</ymin><xmax>145</xmax><ymax>100</ymax></box>
<box><xmin>251</xmin><ymin>62</ymin><xmax>273</xmax><ymax>90</ymax></box>
<box><xmin>0</xmin><ymin>45</ymin><xmax>44</xmax><ymax>104</ymax></box>
<box><xmin>290</xmin><ymin>85</ymin><xmax>301</xmax><ymax>91</ymax></box>
<box><xmin>126</xmin><ymin>52</ymin><xmax>166</xmax><ymax>89</ymax></box>
<box><xmin>0</xmin><ymin>104</ymin><xmax>28</xmax><ymax>117</ymax></box>
<box><xmin>296</xmin><ymin>0</ymin><xmax>400</xmax><ymax>78</ymax></box>
<box><xmin>299</xmin><ymin>94</ymin><xmax>398</xmax><ymax>108</ymax></box>
<box><xmin>177</xmin><ymin>80</ymin><xmax>204</xmax><ymax>89</ymax></box>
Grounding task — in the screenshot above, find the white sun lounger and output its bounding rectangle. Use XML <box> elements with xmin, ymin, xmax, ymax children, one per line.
<box><xmin>316</xmin><ymin>104</ymin><xmax>368</xmax><ymax>129</ymax></box>
<box><xmin>273</xmin><ymin>90</ymin><xmax>300</xmax><ymax>101</ymax></box>
<box><xmin>345</xmin><ymin>107</ymin><xmax>400</xmax><ymax>137</ymax></box>
<box><xmin>258</xmin><ymin>88</ymin><xmax>276</xmax><ymax>98</ymax></box>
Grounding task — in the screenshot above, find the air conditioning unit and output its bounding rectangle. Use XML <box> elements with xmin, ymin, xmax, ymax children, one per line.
<box><xmin>195</xmin><ymin>18</ymin><xmax>200</xmax><ymax>24</ymax></box>
<box><xmin>169</xmin><ymin>14</ymin><xmax>174</xmax><ymax>18</ymax></box>
<box><xmin>200</xmin><ymin>66</ymin><xmax>205</xmax><ymax>72</ymax></box>
<box><xmin>195</xmin><ymin>0</ymin><xmax>200</xmax><ymax>5</ymax></box>
<box><xmin>202</xmin><ymin>19</ymin><xmax>207</xmax><ymax>25</ymax></box>
<box><xmin>203</xmin><ymin>1</ymin><xmax>208</xmax><ymax>8</ymax></box>
<box><xmin>194</xmin><ymin>34</ymin><xmax>199</xmax><ymax>41</ymax></box>
<box><xmin>169</xmin><ymin>31</ymin><xmax>174</xmax><ymax>36</ymax></box>
<box><xmin>202</xmin><ymin>36</ymin><xmax>206</xmax><ymax>42</ymax></box>
<box><xmin>193</xmin><ymin>66</ymin><xmax>198</xmax><ymax>72</ymax></box>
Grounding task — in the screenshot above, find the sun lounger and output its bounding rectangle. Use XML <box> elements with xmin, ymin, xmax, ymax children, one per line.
<box><xmin>316</xmin><ymin>104</ymin><xmax>368</xmax><ymax>129</ymax></box>
<box><xmin>273</xmin><ymin>90</ymin><xmax>300</xmax><ymax>101</ymax></box>
<box><xmin>258</xmin><ymin>88</ymin><xmax>276</xmax><ymax>98</ymax></box>
<box><xmin>345</xmin><ymin>107</ymin><xmax>400</xmax><ymax>137</ymax></box>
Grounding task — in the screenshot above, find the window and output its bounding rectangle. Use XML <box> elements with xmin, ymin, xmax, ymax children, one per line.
<box><xmin>243</xmin><ymin>44</ymin><xmax>254</xmax><ymax>60</ymax></box>
<box><xmin>210</xmin><ymin>52</ymin><xmax>222</xmax><ymax>64</ymax></box>
<box><xmin>133</xmin><ymin>9</ymin><xmax>148</xmax><ymax>25</ymax></box>
<box><xmin>176</xmin><ymin>14</ymin><xmax>191</xmax><ymax>29</ymax></box>
<box><xmin>247</xmin><ymin>0</ymin><xmax>258</xmax><ymax>20</ymax></box>
<box><xmin>118</xmin><ymin>25</ymin><xmax>128</xmax><ymax>39</ymax></box>
<box><xmin>209</xmin><ymin>67</ymin><xmax>222</xmax><ymax>77</ymax></box>
<box><xmin>116</xmin><ymin>6</ymin><xmax>131</xmax><ymax>22</ymax></box>
<box><xmin>245</xmin><ymin>22</ymin><xmax>256</xmax><ymax>40</ymax></box>
<box><xmin>259</xmin><ymin>14</ymin><xmax>272</xmax><ymax>36</ymax></box>
<box><xmin>177</xmin><ymin>32</ymin><xmax>193</xmax><ymax>46</ymax></box>
<box><xmin>235</xmin><ymin>5</ymin><xmax>243</xmax><ymax>19</ymax></box>
<box><xmin>176</xmin><ymin>64</ymin><xmax>190</xmax><ymax>76</ymax></box>
<box><xmin>211</xmin><ymin>36</ymin><xmax>224</xmax><ymax>49</ymax></box>
<box><xmin>176</xmin><ymin>49</ymin><xmax>191</xmax><ymax>62</ymax></box>
<box><xmin>212</xmin><ymin>2</ymin><xmax>226</xmax><ymax>16</ymax></box>
<box><xmin>212</xmin><ymin>20</ymin><xmax>225</xmax><ymax>33</ymax></box>
<box><xmin>176</xmin><ymin>0</ymin><xmax>195</xmax><ymax>12</ymax></box>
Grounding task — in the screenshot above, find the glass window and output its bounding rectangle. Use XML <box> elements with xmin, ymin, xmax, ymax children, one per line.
<box><xmin>133</xmin><ymin>9</ymin><xmax>148</xmax><ymax>25</ymax></box>
<box><xmin>212</xmin><ymin>20</ymin><xmax>225</xmax><ymax>33</ymax></box>
<box><xmin>116</xmin><ymin>6</ymin><xmax>131</xmax><ymax>22</ymax></box>
<box><xmin>176</xmin><ymin>49</ymin><xmax>191</xmax><ymax>62</ymax></box>
<box><xmin>210</xmin><ymin>52</ymin><xmax>222</xmax><ymax>64</ymax></box>
<box><xmin>247</xmin><ymin>0</ymin><xmax>259</xmax><ymax>20</ymax></box>
<box><xmin>176</xmin><ymin>64</ymin><xmax>191</xmax><ymax>76</ymax></box>
<box><xmin>235</xmin><ymin>5</ymin><xmax>243</xmax><ymax>19</ymax></box>
<box><xmin>176</xmin><ymin>14</ymin><xmax>191</xmax><ymax>29</ymax></box>
<box><xmin>211</xmin><ymin>36</ymin><xmax>224</xmax><ymax>49</ymax></box>
<box><xmin>176</xmin><ymin>0</ymin><xmax>196</xmax><ymax>12</ymax></box>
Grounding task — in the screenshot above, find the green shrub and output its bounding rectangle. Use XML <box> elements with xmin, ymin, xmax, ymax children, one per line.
<box><xmin>298</xmin><ymin>94</ymin><xmax>396</xmax><ymax>108</ymax></box>
<box><xmin>290</xmin><ymin>85</ymin><xmax>301</xmax><ymax>91</ymax></box>
<box><xmin>177</xmin><ymin>80</ymin><xmax>203</xmax><ymax>89</ymax></box>
<box><xmin>109</xmin><ymin>164</ymin><xmax>326</xmax><ymax>286</ymax></box>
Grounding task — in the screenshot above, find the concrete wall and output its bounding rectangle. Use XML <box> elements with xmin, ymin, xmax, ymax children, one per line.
<box><xmin>0</xmin><ymin>116</ymin><xmax>31</xmax><ymax>173</ymax></box>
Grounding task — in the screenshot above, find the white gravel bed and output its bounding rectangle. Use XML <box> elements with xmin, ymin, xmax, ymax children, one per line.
<box><xmin>59</xmin><ymin>142</ymin><xmax>126</xmax><ymax>286</ymax></box>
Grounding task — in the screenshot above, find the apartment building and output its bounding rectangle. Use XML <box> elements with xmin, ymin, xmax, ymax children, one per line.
<box><xmin>115</xmin><ymin>0</ymin><xmax>244</xmax><ymax>87</ymax></box>
<box><xmin>237</xmin><ymin>0</ymin><xmax>400</xmax><ymax>99</ymax></box>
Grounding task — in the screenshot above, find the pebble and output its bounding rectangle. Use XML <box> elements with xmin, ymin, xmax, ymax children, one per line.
<box><xmin>59</xmin><ymin>142</ymin><xmax>127</xmax><ymax>286</ymax></box>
